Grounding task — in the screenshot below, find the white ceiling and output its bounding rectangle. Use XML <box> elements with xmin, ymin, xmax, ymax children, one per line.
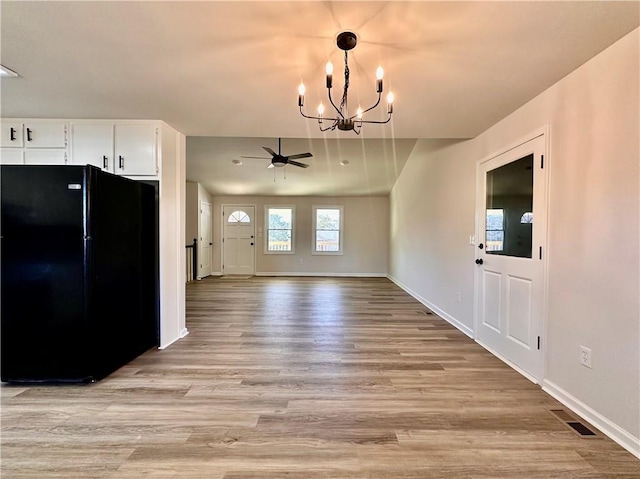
<box><xmin>1</xmin><ymin>1</ymin><xmax>638</xmax><ymax>196</ymax></box>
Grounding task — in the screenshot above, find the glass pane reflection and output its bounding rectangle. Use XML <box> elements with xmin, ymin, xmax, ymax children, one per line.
<box><xmin>485</xmin><ymin>154</ymin><xmax>533</xmax><ymax>258</ymax></box>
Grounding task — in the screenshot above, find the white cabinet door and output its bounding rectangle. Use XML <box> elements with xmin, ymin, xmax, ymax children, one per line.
<box><xmin>23</xmin><ymin>122</ymin><xmax>67</xmax><ymax>148</ymax></box>
<box><xmin>0</xmin><ymin>122</ymin><xmax>24</xmax><ymax>147</ymax></box>
<box><xmin>71</xmin><ymin>123</ymin><xmax>114</xmax><ymax>171</ymax></box>
<box><xmin>24</xmin><ymin>150</ymin><xmax>67</xmax><ymax>165</ymax></box>
<box><xmin>0</xmin><ymin>149</ymin><xmax>24</xmax><ymax>164</ymax></box>
<box><xmin>114</xmin><ymin>124</ymin><xmax>157</xmax><ymax>176</ymax></box>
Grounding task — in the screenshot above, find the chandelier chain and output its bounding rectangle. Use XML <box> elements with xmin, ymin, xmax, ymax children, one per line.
<box><xmin>340</xmin><ymin>51</ymin><xmax>350</xmax><ymax>117</ymax></box>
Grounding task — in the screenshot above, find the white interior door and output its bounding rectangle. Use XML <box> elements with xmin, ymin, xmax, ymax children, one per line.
<box><xmin>475</xmin><ymin>134</ymin><xmax>547</xmax><ymax>381</ymax></box>
<box><xmin>200</xmin><ymin>201</ymin><xmax>212</xmax><ymax>278</ymax></box>
<box><xmin>222</xmin><ymin>205</ymin><xmax>255</xmax><ymax>276</ymax></box>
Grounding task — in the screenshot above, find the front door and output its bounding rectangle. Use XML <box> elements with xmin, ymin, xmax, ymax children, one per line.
<box><xmin>222</xmin><ymin>205</ymin><xmax>255</xmax><ymax>276</ymax></box>
<box><xmin>200</xmin><ymin>201</ymin><xmax>212</xmax><ymax>278</ymax></box>
<box><xmin>475</xmin><ymin>133</ymin><xmax>547</xmax><ymax>381</ymax></box>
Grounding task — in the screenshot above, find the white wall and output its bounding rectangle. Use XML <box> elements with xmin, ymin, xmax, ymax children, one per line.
<box><xmin>390</xmin><ymin>29</ymin><xmax>639</xmax><ymax>453</ymax></box>
<box><xmin>159</xmin><ymin>124</ymin><xmax>187</xmax><ymax>347</ymax></box>
<box><xmin>211</xmin><ymin>195</ymin><xmax>389</xmax><ymax>276</ymax></box>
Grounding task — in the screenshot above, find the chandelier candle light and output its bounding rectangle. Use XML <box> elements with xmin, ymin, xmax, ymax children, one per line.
<box><xmin>297</xmin><ymin>31</ymin><xmax>394</xmax><ymax>134</ymax></box>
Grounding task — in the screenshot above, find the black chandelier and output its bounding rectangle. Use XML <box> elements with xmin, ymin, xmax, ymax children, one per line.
<box><xmin>297</xmin><ymin>31</ymin><xmax>394</xmax><ymax>135</ymax></box>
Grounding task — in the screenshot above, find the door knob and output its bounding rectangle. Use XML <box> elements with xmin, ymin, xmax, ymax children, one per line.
<box><xmin>478</xmin><ymin>243</ymin><xmax>484</xmax><ymax>249</ymax></box>
<box><xmin>475</xmin><ymin>258</ymin><xmax>484</xmax><ymax>265</ymax></box>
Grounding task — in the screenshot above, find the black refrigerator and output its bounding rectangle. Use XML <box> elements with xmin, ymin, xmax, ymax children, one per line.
<box><xmin>1</xmin><ymin>165</ymin><xmax>158</xmax><ymax>383</ymax></box>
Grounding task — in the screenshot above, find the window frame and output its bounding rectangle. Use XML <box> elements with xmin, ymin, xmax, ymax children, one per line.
<box><xmin>264</xmin><ymin>205</ymin><xmax>295</xmax><ymax>254</ymax></box>
<box><xmin>312</xmin><ymin>205</ymin><xmax>344</xmax><ymax>255</ymax></box>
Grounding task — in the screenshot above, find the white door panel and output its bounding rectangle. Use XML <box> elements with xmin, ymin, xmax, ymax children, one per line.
<box><xmin>222</xmin><ymin>205</ymin><xmax>255</xmax><ymax>275</ymax></box>
<box><xmin>475</xmin><ymin>134</ymin><xmax>547</xmax><ymax>381</ymax></box>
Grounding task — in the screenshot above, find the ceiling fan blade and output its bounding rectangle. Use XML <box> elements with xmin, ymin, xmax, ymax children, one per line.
<box><xmin>267</xmin><ymin>163</ymin><xmax>275</xmax><ymax>169</ymax></box>
<box><xmin>263</xmin><ymin>147</ymin><xmax>277</xmax><ymax>156</ymax></box>
<box><xmin>286</xmin><ymin>152</ymin><xmax>313</xmax><ymax>160</ymax></box>
<box><xmin>288</xmin><ymin>160</ymin><xmax>309</xmax><ymax>168</ymax></box>
<box><xmin>241</xmin><ymin>156</ymin><xmax>271</xmax><ymax>159</ymax></box>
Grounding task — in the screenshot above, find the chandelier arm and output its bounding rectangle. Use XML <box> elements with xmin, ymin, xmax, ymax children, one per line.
<box><xmin>299</xmin><ymin>105</ymin><xmax>339</xmax><ymax>122</ymax></box>
<box><xmin>347</xmin><ymin>92</ymin><xmax>383</xmax><ymax>121</ymax></box>
<box><xmin>358</xmin><ymin>113</ymin><xmax>392</xmax><ymax>125</ymax></box>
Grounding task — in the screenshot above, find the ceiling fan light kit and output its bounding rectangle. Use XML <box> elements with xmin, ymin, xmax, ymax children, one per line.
<box><xmin>297</xmin><ymin>31</ymin><xmax>394</xmax><ymax>135</ymax></box>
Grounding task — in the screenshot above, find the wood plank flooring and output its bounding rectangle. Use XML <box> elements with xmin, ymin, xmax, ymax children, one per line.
<box><xmin>2</xmin><ymin>276</ymin><xmax>638</xmax><ymax>477</ymax></box>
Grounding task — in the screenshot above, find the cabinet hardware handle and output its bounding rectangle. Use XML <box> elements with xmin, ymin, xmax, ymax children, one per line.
<box><xmin>10</xmin><ymin>127</ymin><xmax>16</xmax><ymax>141</ymax></box>
<box><xmin>103</xmin><ymin>155</ymin><xmax>108</xmax><ymax>169</ymax></box>
<box><xmin>119</xmin><ymin>155</ymin><xmax>124</xmax><ymax>169</ymax></box>
<box><xmin>26</xmin><ymin>128</ymin><xmax>33</xmax><ymax>142</ymax></box>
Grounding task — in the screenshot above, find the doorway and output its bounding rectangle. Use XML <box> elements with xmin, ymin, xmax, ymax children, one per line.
<box><xmin>222</xmin><ymin>205</ymin><xmax>255</xmax><ymax>276</ymax></box>
<box><xmin>199</xmin><ymin>201</ymin><xmax>212</xmax><ymax>278</ymax></box>
<box><xmin>474</xmin><ymin>132</ymin><xmax>548</xmax><ymax>382</ymax></box>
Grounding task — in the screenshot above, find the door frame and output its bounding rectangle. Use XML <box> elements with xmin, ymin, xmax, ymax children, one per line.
<box><xmin>199</xmin><ymin>200</ymin><xmax>212</xmax><ymax>279</ymax></box>
<box><xmin>473</xmin><ymin>125</ymin><xmax>551</xmax><ymax>384</ymax></box>
<box><xmin>221</xmin><ymin>204</ymin><xmax>256</xmax><ymax>276</ymax></box>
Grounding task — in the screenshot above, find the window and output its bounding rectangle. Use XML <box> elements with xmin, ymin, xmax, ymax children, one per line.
<box><xmin>313</xmin><ymin>206</ymin><xmax>343</xmax><ymax>255</ymax></box>
<box><xmin>265</xmin><ymin>206</ymin><xmax>294</xmax><ymax>253</ymax></box>
<box><xmin>520</xmin><ymin>212</ymin><xmax>534</xmax><ymax>224</ymax></box>
<box><xmin>228</xmin><ymin>210</ymin><xmax>250</xmax><ymax>223</ymax></box>
<box><xmin>486</xmin><ymin>208</ymin><xmax>504</xmax><ymax>252</ymax></box>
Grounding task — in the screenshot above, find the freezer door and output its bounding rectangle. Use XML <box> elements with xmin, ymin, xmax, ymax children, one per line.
<box><xmin>1</xmin><ymin>165</ymin><xmax>92</xmax><ymax>381</ymax></box>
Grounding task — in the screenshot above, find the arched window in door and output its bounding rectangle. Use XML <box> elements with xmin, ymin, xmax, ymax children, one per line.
<box><xmin>227</xmin><ymin>211</ymin><xmax>251</xmax><ymax>223</ymax></box>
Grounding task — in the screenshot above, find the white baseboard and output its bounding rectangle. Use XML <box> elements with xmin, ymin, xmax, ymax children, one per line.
<box><xmin>387</xmin><ymin>274</ymin><xmax>474</xmax><ymax>338</ymax></box>
<box><xmin>543</xmin><ymin>379</ymin><xmax>640</xmax><ymax>459</ymax></box>
<box><xmin>158</xmin><ymin>335</ymin><xmax>180</xmax><ymax>350</ymax></box>
<box><xmin>179</xmin><ymin>328</ymin><xmax>189</xmax><ymax>338</ymax></box>
<box><xmin>255</xmin><ymin>272</ymin><xmax>387</xmax><ymax>278</ymax></box>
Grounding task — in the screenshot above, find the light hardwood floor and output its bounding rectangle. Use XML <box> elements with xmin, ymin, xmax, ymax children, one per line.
<box><xmin>2</xmin><ymin>277</ymin><xmax>638</xmax><ymax>478</ymax></box>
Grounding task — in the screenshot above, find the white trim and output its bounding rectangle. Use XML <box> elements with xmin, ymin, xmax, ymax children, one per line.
<box><xmin>179</xmin><ymin>328</ymin><xmax>189</xmax><ymax>338</ymax></box>
<box><xmin>388</xmin><ymin>274</ymin><xmax>474</xmax><ymax>338</ymax></box>
<box><xmin>543</xmin><ymin>379</ymin><xmax>640</xmax><ymax>459</ymax></box>
<box><xmin>478</xmin><ymin>126</ymin><xmax>547</xmax><ymax>165</ymax></box>
<box><xmin>158</xmin><ymin>335</ymin><xmax>181</xmax><ymax>350</ymax></box>
<box><xmin>255</xmin><ymin>272</ymin><xmax>387</xmax><ymax>278</ymax></box>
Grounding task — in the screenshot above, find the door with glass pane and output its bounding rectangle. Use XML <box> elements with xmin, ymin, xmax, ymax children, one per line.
<box><xmin>475</xmin><ymin>134</ymin><xmax>547</xmax><ymax>381</ymax></box>
<box><xmin>222</xmin><ymin>205</ymin><xmax>255</xmax><ymax>275</ymax></box>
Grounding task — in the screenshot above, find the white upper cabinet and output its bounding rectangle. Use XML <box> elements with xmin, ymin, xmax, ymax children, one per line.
<box><xmin>3</xmin><ymin>119</ymin><xmax>162</xmax><ymax>177</ymax></box>
<box><xmin>0</xmin><ymin>150</ymin><xmax>24</xmax><ymax>165</ymax></box>
<box><xmin>0</xmin><ymin>122</ymin><xmax>24</xmax><ymax>147</ymax></box>
<box><xmin>1</xmin><ymin>121</ymin><xmax>68</xmax><ymax>164</ymax></box>
<box><xmin>23</xmin><ymin>122</ymin><xmax>67</xmax><ymax>148</ymax></box>
<box><xmin>70</xmin><ymin>121</ymin><xmax>158</xmax><ymax>176</ymax></box>
<box><xmin>114</xmin><ymin>124</ymin><xmax>157</xmax><ymax>176</ymax></box>
<box><xmin>71</xmin><ymin>123</ymin><xmax>114</xmax><ymax>171</ymax></box>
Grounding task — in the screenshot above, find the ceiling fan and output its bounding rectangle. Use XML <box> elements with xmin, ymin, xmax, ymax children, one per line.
<box><xmin>242</xmin><ymin>138</ymin><xmax>312</xmax><ymax>168</ymax></box>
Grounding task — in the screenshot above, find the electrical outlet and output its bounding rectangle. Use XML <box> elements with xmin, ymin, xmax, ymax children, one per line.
<box><xmin>456</xmin><ymin>292</ymin><xmax>462</xmax><ymax>303</ymax></box>
<box><xmin>580</xmin><ymin>346</ymin><xmax>592</xmax><ymax>368</ymax></box>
